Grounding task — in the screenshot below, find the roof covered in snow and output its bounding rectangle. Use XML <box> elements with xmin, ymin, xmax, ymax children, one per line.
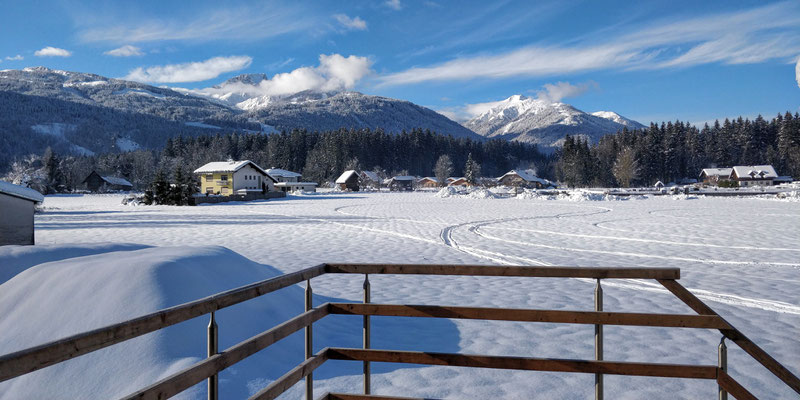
<box><xmin>0</xmin><ymin>180</ymin><xmax>44</xmax><ymax>202</ymax></box>
<box><xmin>336</xmin><ymin>170</ymin><xmax>358</xmax><ymax>184</ymax></box>
<box><xmin>275</xmin><ymin>182</ymin><xmax>318</xmax><ymax>186</ymax></box>
<box><xmin>391</xmin><ymin>176</ymin><xmax>416</xmax><ymax>181</ymax></box>
<box><xmin>101</xmin><ymin>176</ymin><xmax>132</xmax><ymax>187</ymax></box>
<box><xmin>266</xmin><ymin>168</ymin><xmax>302</xmax><ymax>178</ymax></box>
<box><xmin>359</xmin><ymin>171</ymin><xmax>381</xmax><ymax>182</ymax></box>
<box><xmin>700</xmin><ymin>168</ymin><xmax>732</xmax><ymax>177</ymax></box>
<box><xmin>498</xmin><ymin>169</ymin><xmax>548</xmax><ymax>184</ymax></box>
<box><xmin>731</xmin><ymin>165</ymin><xmax>778</xmax><ymax>180</ymax></box>
<box><xmin>418</xmin><ymin>177</ymin><xmax>438</xmax><ymax>182</ymax></box>
<box><xmin>194</xmin><ymin>160</ymin><xmax>268</xmax><ymax>176</ymax></box>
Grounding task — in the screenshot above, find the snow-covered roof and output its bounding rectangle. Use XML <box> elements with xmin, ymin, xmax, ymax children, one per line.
<box><xmin>700</xmin><ymin>168</ymin><xmax>732</xmax><ymax>177</ymax></box>
<box><xmin>0</xmin><ymin>180</ymin><xmax>44</xmax><ymax>202</ymax></box>
<box><xmin>194</xmin><ymin>160</ymin><xmax>268</xmax><ymax>176</ymax></box>
<box><xmin>102</xmin><ymin>176</ymin><xmax>132</xmax><ymax>187</ymax></box>
<box><xmin>498</xmin><ymin>169</ymin><xmax>548</xmax><ymax>184</ymax></box>
<box><xmin>275</xmin><ymin>182</ymin><xmax>318</xmax><ymax>186</ymax></box>
<box><xmin>391</xmin><ymin>176</ymin><xmax>416</xmax><ymax>181</ymax></box>
<box><xmin>336</xmin><ymin>170</ymin><xmax>358</xmax><ymax>184</ymax></box>
<box><xmin>266</xmin><ymin>168</ymin><xmax>302</xmax><ymax>178</ymax></box>
<box><xmin>360</xmin><ymin>171</ymin><xmax>381</xmax><ymax>182</ymax></box>
<box><xmin>418</xmin><ymin>177</ymin><xmax>438</xmax><ymax>182</ymax></box>
<box><xmin>731</xmin><ymin>165</ymin><xmax>778</xmax><ymax>180</ymax></box>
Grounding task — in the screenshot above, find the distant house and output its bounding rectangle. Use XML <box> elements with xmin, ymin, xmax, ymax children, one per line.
<box><xmin>194</xmin><ymin>160</ymin><xmax>276</xmax><ymax>196</ymax></box>
<box><xmin>417</xmin><ymin>177</ymin><xmax>439</xmax><ymax>188</ymax></box>
<box><xmin>83</xmin><ymin>171</ymin><xmax>133</xmax><ymax>192</ymax></box>
<box><xmin>774</xmin><ymin>176</ymin><xmax>793</xmax><ymax>185</ymax></box>
<box><xmin>267</xmin><ymin>168</ymin><xmax>318</xmax><ymax>193</ymax></box>
<box><xmin>0</xmin><ymin>181</ymin><xmax>44</xmax><ymax>245</ymax></box>
<box><xmin>448</xmin><ymin>177</ymin><xmax>469</xmax><ymax>187</ymax></box>
<box><xmin>497</xmin><ymin>170</ymin><xmax>552</xmax><ymax>189</ymax></box>
<box><xmin>388</xmin><ymin>176</ymin><xmax>415</xmax><ymax>191</ymax></box>
<box><xmin>699</xmin><ymin>168</ymin><xmax>733</xmax><ymax>185</ymax></box>
<box><xmin>654</xmin><ymin>181</ymin><xmax>665</xmax><ymax>189</ymax></box>
<box><xmin>359</xmin><ymin>171</ymin><xmax>382</xmax><ymax>189</ymax></box>
<box><xmin>730</xmin><ymin>165</ymin><xmax>778</xmax><ymax>187</ymax></box>
<box><xmin>336</xmin><ymin>170</ymin><xmax>360</xmax><ymax>191</ymax></box>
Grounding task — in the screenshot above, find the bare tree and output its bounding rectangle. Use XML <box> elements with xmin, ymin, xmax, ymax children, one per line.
<box><xmin>613</xmin><ymin>146</ymin><xmax>639</xmax><ymax>187</ymax></box>
<box><xmin>434</xmin><ymin>155</ymin><xmax>453</xmax><ymax>187</ymax></box>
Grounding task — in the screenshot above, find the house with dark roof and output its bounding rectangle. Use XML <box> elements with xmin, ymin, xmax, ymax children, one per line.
<box><xmin>83</xmin><ymin>171</ymin><xmax>133</xmax><ymax>192</ymax></box>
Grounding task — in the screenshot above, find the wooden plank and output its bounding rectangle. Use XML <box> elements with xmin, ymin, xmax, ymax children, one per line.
<box><xmin>249</xmin><ymin>349</ymin><xmax>329</xmax><ymax>400</ymax></box>
<box><xmin>326</xmin><ymin>264</ymin><xmax>679</xmax><ymax>279</ymax></box>
<box><xmin>121</xmin><ymin>305</ymin><xmax>330</xmax><ymax>400</ymax></box>
<box><xmin>327</xmin><ymin>348</ymin><xmax>717</xmax><ymax>379</ymax></box>
<box><xmin>328</xmin><ymin>303</ymin><xmax>730</xmax><ymax>329</ymax></box>
<box><xmin>0</xmin><ymin>264</ymin><xmax>326</xmax><ymax>383</ymax></box>
<box><xmin>325</xmin><ymin>393</ymin><xmax>437</xmax><ymax>400</ymax></box>
<box><xmin>717</xmin><ymin>369</ymin><xmax>758</xmax><ymax>400</ymax></box>
<box><xmin>659</xmin><ymin>279</ymin><xmax>800</xmax><ymax>395</ymax></box>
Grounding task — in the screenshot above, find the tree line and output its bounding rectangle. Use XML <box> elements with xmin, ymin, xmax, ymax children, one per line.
<box><xmin>556</xmin><ymin>112</ymin><xmax>800</xmax><ymax>187</ymax></box>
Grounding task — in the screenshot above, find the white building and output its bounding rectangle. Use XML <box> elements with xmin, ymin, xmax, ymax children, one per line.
<box><xmin>266</xmin><ymin>168</ymin><xmax>318</xmax><ymax>192</ymax></box>
<box><xmin>730</xmin><ymin>165</ymin><xmax>778</xmax><ymax>186</ymax></box>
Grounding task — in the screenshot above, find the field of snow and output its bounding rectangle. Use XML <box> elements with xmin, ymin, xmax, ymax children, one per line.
<box><xmin>1</xmin><ymin>192</ymin><xmax>799</xmax><ymax>399</ymax></box>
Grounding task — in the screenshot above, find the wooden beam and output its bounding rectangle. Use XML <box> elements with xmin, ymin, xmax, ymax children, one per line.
<box><xmin>121</xmin><ymin>305</ymin><xmax>330</xmax><ymax>400</ymax></box>
<box><xmin>249</xmin><ymin>348</ymin><xmax>330</xmax><ymax>400</ymax></box>
<box><xmin>326</xmin><ymin>264</ymin><xmax>679</xmax><ymax>279</ymax></box>
<box><xmin>325</xmin><ymin>393</ymin><xmax>438</xmax><ymax>400</ymax></box>
<box><xmin>0</xmin><ymin>264</ymin><xmax>327</xmax><ymax>383</ymax></box>
<box><xmin>658</xmin><ymin>279</ymin><xmax>800</xmax><ymax>395</ymax></box>
<box><xmin>327</xmin><ymin>348</ymin><xmax>718</xmax><ymax>379</ymax></box>
<box><xmin>328</xmin><ymin>303</ymin><xmax>730</xmax><ymax>329</ymax></box>
<box><xmin>716</xmin><ymin>369</ymin><xmax>757</xmax><ymax>400</ymax></box>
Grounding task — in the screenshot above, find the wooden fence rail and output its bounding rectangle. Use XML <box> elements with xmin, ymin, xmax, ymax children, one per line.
<box><xmin>0</xmin><ymin>263</ymin><xmax>796</xmax><ymax>400</ymax></box>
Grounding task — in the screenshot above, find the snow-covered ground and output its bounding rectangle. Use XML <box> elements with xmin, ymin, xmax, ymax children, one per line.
<box><xmin>2</xmin><ymin>192</ymin><xmax>799</xmax><ymax>399</ymax></box>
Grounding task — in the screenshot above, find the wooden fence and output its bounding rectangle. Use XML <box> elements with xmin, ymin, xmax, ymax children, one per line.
<box><xmin>0</xmin><ymin>263</ymin><xmax>798</xmax><ymax>400</ymax></box>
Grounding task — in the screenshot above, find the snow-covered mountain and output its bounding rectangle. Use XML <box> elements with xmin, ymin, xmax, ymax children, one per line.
<box><xmin>464</xmin><ymin>95</ymin><xmax>645</xmax><ymax>149</ymax></box>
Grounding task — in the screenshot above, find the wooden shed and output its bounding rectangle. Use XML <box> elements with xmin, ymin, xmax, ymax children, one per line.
<box><xmin>83</xmin><ymin>171</ymin><xmax>133</xmax><ymax>192</ymax></box>
<box><xmin>0</xmin><ymin>181</ymin><xmax>44</xmax><ymax>245</ymax></box>
<box><xmin>388</xmin><ymin>176</ymin><xmax>415</xmax><ymax>191</ymax></box>
<box><xmin>336</xmin><ymin>170</ymin><xmax>360</xmax><ymax>191</ymax></box>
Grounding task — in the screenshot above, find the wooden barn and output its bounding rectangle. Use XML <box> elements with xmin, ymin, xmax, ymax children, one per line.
<box><xmin>389</xmin><ymin>176</ymin><xmax>415</xmax><ymax>191</ymax></box>
<box><xmin>447</xmin><ymin>177</ymin><xmax>468</xmax><ymax>187</ymax></box>
<box><xmin>417</xmin><ymin>177</ymin><xmax>439</xmax><ymax>188</ymax></box>
<box><xmin>83</xmin><ymin>171</ymin><xmax>133</xmax><ymax>192</ymax></box>
<box><xmin>699</xmin><ymin>168</ymin><xmax>732</xmax><ymax>185</ymax></box>
<box><xmin>336</xmin><ymin>170</ymin><xmax>360</xmax><ymax>191</ymax></box>
<box><xmin>497</xmin><ymin>170</ymin><xmax>552</xmax><ymax>189</ymax></box>
<box><xmin>0</xmin><ymin>181</ymin><xmax>44</xmax><ymax>245</ymax></box>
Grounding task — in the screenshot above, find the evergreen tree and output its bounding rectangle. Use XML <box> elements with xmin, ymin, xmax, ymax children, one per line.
<box><xmin>464</xmin><ymin>153</ymin><xmax>480</xmax><ymax>185</ymax></box>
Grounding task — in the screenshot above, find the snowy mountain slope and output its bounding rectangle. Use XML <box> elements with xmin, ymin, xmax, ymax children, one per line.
<box><xmin>464</xmin><ymin>95</ymin><xmax>645</xmax><ymax>149</ymax></box>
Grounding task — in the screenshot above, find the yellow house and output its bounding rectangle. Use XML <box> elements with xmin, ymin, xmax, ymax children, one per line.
<box><xmin>193</xmin><ymin>160</ymin><xmax>276</xmax><ymax>196</ymax></box>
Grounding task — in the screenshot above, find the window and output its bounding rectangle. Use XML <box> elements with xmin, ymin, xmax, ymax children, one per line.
<box><xmin>206</xmin><ymin>175</ymin><xmax>213</xmax><ymax>181</ymax></box>
<box><xmin>220</xmin><ymin>175</ymin><xmax>228</xmax><ymax>181</ymax></box>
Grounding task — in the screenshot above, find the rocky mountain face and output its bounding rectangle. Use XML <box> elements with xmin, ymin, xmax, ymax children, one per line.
<box><xmin>464</xmin><ymin>95</ymin><xmax>645</xmax><ymax>150</ymax></box>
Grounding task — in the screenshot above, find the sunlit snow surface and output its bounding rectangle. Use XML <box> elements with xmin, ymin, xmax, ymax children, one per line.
<box><xmin>3</xmin><ymin>192</ymin><xmax>799</xmax><ymax>399</ymax></box>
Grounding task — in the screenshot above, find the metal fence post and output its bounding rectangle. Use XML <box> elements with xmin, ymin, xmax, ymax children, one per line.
<box><xmin>363</xmin><ymin>274</ymin><xmax>371</xmax><ymax>395</ymax></box>
<box><xmin>305</xmin><ymin>279</ymin><xmax>313</xmax><ymax>400</ymax></box>
<box><xmin>207</xmin><ymin>312</ymin><xmax>218</xmax><ymax>400</ymax></box>
<box><xmin>719</xmin><ymin>337</ymin><xmax>728</xmax><ymax>400</ymax></box>
<box><xmin>595</xmin><ymin>278</ymin><xmax>603</xmax><ymax>400</ymax></box>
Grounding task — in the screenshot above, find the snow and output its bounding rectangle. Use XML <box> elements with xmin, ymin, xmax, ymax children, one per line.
<box><xmin>113</xmin><ymin>88</ymin><xmax>167</xmax><ymax>99</ymax></box>
<box><xmin>102</xmin><ymin>175</ymin><xmax>132</xmax><ymax>187</ymax></box>
<box><xmin>266</xmin><ymin>168</ymin><xmax>302</xmax><ymax>179</ymax></box>
<box><xmin>731</xmin><ymin>165</ymin><xmax>778</xmax><ymax>179</ymax></box>
<box><xmin>1</xmin><ymin>192</ymin><xmax>799</xmax><ymax>399</ymax></box>
<box><xmin>184</xmin><ymin>121</ymin><xmax>222</xmax><ymax>130</ymax></box>
<box><xmin>30</xmin><ymin>123</ymin><xmax>95</xmax><ymax>156</ymax></box>
<box><xmin>335</xmin><ymin>170</ymin><xmax>358</xmax><ymax>184</ymax></box>
<box><xmin>498</xmin><ymin>169</ymin><xmax>549</xmax><ymax>185</ymax></box>
<box><xmin>0</xmin><ymin>180</ymin><xmax>44</xmax><ymax>202</ymax></box>
<box><xmin>116</xmin><ymin>137</ymin><xmax>141</xmax><ymax>152</ymax></box>
<box><xmin>194</xmin><ymin>160</ymin><xmax>266</xmax><ymax>174</ymax></box>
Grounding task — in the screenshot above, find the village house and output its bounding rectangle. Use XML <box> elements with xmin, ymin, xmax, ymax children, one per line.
<box><xmin>699</xmin><ymin>168</ymin><xmax>733</xmax><ymax>185</ymax></box>
<box><xmin>447</xmin><ymin>177</ymin><xmax>469</xmax><ymax>187</ymax></box>
<box><xmin>497</xmin><ymin>169</ymin><xmax>552</xmax><ymax>189</ymax></box>
<box><xmin>359</xmin><ymin>171</ymin><xmax>382</xmax><ymax>189</ymax></box>
<box><xmin>267</xmin><ymin>168</ymin><xmax>318</xmax><ymax>193</ymax></box>
<box><xmin>0</xmin><ymin>181</ymin><xmax>44</xmax><ymax>245</ymax></box>
<box><xmin>730</xmin><ymin>165</ymin><xmax>778</xmax><ymax>186</ymax></box>
<box><xmin>194</xmin><ymin>160</ymin><xmax>276</xmax><ymax>196</ymax></box>
<box><xmin>82</xmin><ymin>171</ymin><xmax>133</xmax><ymax>192</ymax></box>
<box><xmin>336</xmin><ymin>170</ymin><xmax>360</xmax><ymax>191</ymax></box>
<box><xmin>388</xmin><ymin>176</ymin><xmax>415</xmax><ymax>191</ymax></box>
<box><xmin>417</xmin><ymin>177</ymin><xmax>439</xmax><ymax>188</ymax></box>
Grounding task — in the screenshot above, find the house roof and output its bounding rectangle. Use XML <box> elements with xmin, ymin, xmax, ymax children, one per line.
<box><xmin>336</xmin><ymin>170</ymin><xmax>359</xmax><ymax>184</ymax></box>
<box><xmin>195</xmin><ymin>160</ymin><xmax>267</xmax><ymax>175</ymax></box>
<box><xmin>266</xmin><ymin>168</ymin><xmax>302</xmax><ymax>178</ymax></box>
<box><xmin>498</xmin><ymin>169</ymin><xmax>548</xmax><ymax>185</ymax></box>
<box><xmin>391</xmin><ymin>176</ymin><xmax>416</xmax><ymax>181</ymax></box>
<box><xmin>360</xmin><ymin>171</ymin><xmax>381</xmax><ymax>182</ymax></box>
<box><xmin>0</xmin><ymin>180</ymin><xmax>44</xmax><ymax>203</ymax></box>
<box><xmin>731</xmin><ymin>165</ymin><xmax>778</xmax><ymax>180</ymax></box>
<box><xmin>275</xmin><ymin>182</ymin><xmax>318</xmax><ymax>187</ymax></box>
<box><xmin>102</xmin><ymin>176</ymin><xmax>132</xmax><ymax>187</ymax></box>
<box><xmin>418</xmin><ymin>177</ymin><xmax>438</xmax><ymax>182</ymax></box>
<box><xmin>700</xmin><ymin>168</ymin><xmax>732</xmax><ymax>177</ymax></box>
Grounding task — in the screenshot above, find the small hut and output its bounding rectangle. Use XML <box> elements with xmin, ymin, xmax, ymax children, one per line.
<box><xmin>336</xmin><ymin>170</ymin><xmax>360</xmax><ymax>191</ymax></box>
<box><xmin>83</xmin><ymin>171</ymin><xmax>133</xmax><ymax>192</ymax></box>
<box><xmin>417</xmin><ymin>177</ymin><xmax>439</xmax><ymax>188</ymax></box>
<box><xmin>0</xmin><ymin>181</ymin><xmax>44</xmax><ymax>245</ymax></box>
<box><xmin>389</xmin><ymin>176</ymin><xmax>415</xmax><ymax>191</ymax></box>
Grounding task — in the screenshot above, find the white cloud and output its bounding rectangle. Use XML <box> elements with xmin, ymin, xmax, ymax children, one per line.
<box><xmin>79</xmin><ymin>6</ymin><xmax>316</xmax><ymax>43</ymax></box>
<box><xmin>536</xmin><ymin>81</ymin><xmax>597</xmax><ymax>103</ymax></box>
<box><xmin>334</xmin><ymin>14</ymin><xmax>367</xmax><ymax>31</ymax></box>
<box><xmin>5</xmin><ymin>55</ymin><xmax>24</xmax><ymax>61</ymax></box>
<box><xmin>34</xmin><ymin>47</ymin><xmax>72</xmax><ymax>57</ymax></box>
<box><xmin>104</xmin><ymin>45</ymin><xmax>144</xmax><ymax>57</ymax></box>
<box><xmin>199</xmin><ymin>54</ymin><xmax>372</xmax><ymax>98</ymax></box>
<box><xmin>385</xmin><ymin>0</ymin><xmax>402</xmax><ymax>10</ymax></box>
<box><xmin>378</xmin><ymin>2</ymin><xmax>800</xmax><ymax>86</ymax></box>
<box><xmin>124</xmin><ymin>56</ymin><xmax>252</xmax><ymax>83</ymax></box>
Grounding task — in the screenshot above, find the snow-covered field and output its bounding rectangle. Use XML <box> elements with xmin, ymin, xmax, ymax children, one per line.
<box><xmin>1</xmin><ymin>192</ymin><xmax>799</xmax><ymax>399</ymax></box>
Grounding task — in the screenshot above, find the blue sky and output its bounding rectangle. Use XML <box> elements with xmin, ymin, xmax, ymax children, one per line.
<box><xmin>1</xmin><ymin>0</ymin><xmax>799</xmax><ymax>125</ymax></box>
